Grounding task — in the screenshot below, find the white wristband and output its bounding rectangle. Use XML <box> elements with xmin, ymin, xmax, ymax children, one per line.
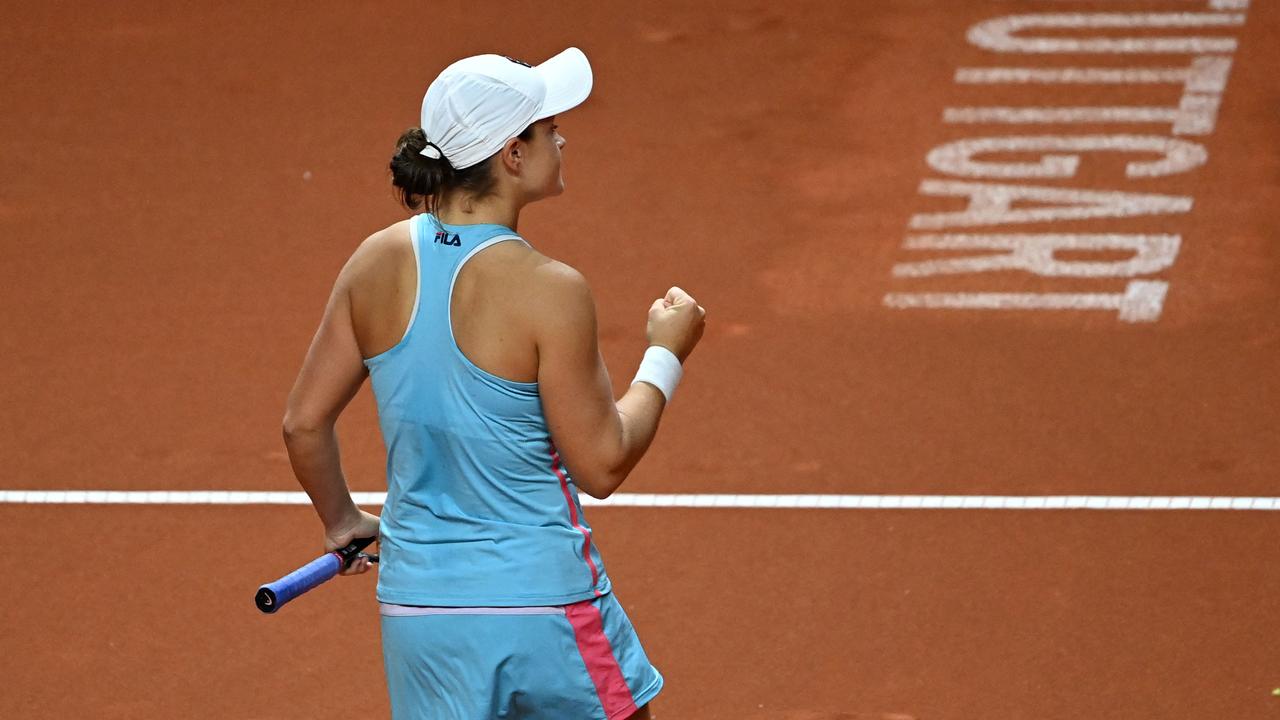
<box><xmin>631</xmin><ymin>345</ymin><xmax>683</xmax><ymax>403</ymax></box>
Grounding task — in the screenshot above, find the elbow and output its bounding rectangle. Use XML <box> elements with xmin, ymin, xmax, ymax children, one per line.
<box><xmin>555</xmin><ymin>443</ymin><xmax>634</xmax><ymax>500</ymax></box>
<box><xmin>577</xmin><ymin>482</ymin><xmax>616</xmax><ymax>501</ymax></box>
<box><xmin>281</xmin><ymin>411</ymin><xmax>330</xmax><ymax>444</ymax></box>
<box><xmin>576</xmin><ymin>481</ymin><xmax>612</xmax><ymax>501</ymax></box>
<box><xmin>573</xmin><ymin>467</ymin><xmax>628</xmax><ymax>500</ymax></box>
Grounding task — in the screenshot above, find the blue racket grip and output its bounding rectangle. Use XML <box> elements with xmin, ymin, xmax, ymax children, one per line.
<box><xmin>256</xmin><ymin>553</ymin><xmax>341</xmax><ymax>613</ymax></box>
<box><xmin>256</xmin><ymin>536</ymin><xmax>376</xmax><ymax>614</ymax></box>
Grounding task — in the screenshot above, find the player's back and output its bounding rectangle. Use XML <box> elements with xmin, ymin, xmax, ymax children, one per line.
<box><xmin>359</xmin><ymin>213</ymin><xmax>610</xmax><ymax>607</ymax></box>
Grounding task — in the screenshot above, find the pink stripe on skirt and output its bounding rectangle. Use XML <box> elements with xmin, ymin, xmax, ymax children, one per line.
<box><xmin>565</xmin><ymin>600</ymin><xmax>638</xmax><ymax>719</ymax></box>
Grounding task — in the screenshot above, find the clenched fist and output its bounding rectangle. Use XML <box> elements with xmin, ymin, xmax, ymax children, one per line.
<box><xmin>646</xmin><ymin>286</ymin><xmax>706</xmax><ymax>363</ymax></box>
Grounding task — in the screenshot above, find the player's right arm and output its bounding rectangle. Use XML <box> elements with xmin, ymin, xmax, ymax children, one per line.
<box><xmin>533</xmin><ymin>261</ymin><xmax>705</xmax><ymax>499</ymax></box>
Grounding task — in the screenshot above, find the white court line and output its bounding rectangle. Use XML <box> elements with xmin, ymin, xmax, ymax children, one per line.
<box><xmin>0</xmin><ymin>491</ymin><xmax>1277</xmax><ymax>511</ymax></box>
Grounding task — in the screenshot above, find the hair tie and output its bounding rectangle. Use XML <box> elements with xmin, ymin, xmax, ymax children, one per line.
<box><xmin>419</xmin><ymin>141</ymin><xmax>443</xmax><ymax>160</ymax></box>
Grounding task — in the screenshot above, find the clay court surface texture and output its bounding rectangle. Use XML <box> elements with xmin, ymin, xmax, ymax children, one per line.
<box><xmin>2</xmin><ymin>1</ymin><xmax>1278</xmax><ymax>718</ymax></box>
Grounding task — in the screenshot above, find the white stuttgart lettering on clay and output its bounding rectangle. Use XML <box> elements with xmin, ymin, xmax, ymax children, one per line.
<box><xmin>966</xmin><ymin>12</ymin><xmax>1244</xmax><ymax>54</ymax></box>
<box><xmin>909</xmin><ymin>181</ymin><xmax>1192</xmax><ymax>230</ymax></box>
<box><xmin>883</xmin><ymin>0</ymin><xmax>1248</xmax><ymax>323</ymax></box>
<box><xmin>892</xmin><ymin>234</ymin><xmax>1181</xmax><ymax>278</ymax></box>
<box><xmin>926</xmin><ymin>135</ymin><xmax>1207</xmax><ymax>179</ymax></box>
<box><xmin>951</xmin><ymin>55</ymin><xmax>1233</xmax><ymax>136</ymax></box>
<box><xmin>942</xmin><ymin>102</ymin><xmax>1223</xmax><ymax>136</ymax></box>
<box><xmin>884</xmin><ymin>281</ymin><xmax>1170</xmax><ymax>323</ymax></box>
<box><xmin>954</xmin><ymin>56</ymin><xmax>1232</xmax><ymax>91</ymax></box>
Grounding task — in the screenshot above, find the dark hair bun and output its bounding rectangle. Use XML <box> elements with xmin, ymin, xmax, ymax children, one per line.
<box><xmin>389</xmin><ymin>128</ymin><xmax>449</xmax><ymax>210</ymax></box>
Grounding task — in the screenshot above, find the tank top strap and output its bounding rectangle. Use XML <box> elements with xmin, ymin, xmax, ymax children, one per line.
<box><xmin>402</xmin><ymin>214</ymin><xmax>531</xmax><ymax>377</ymax></box>
<box><xmin>412</xmin><ymin>211</ymin><xmax>527</xmax><ymax>297</ymax></box>
<box><xmin>412</xmin><ymin>213</ymin><xmax>527</xmax><ymax>278</ymax></box>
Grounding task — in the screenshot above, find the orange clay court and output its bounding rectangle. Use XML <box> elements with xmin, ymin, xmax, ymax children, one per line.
<box><xmin>1</xmin><ymin>1</ymin><xmax>1278</xmax><ymax>718</ymax></box>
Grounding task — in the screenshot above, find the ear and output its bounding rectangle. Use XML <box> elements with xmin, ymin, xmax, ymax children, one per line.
<box><xmin>499</xmin><ymin>137</ymin><xmax>524</xmax><ymax>174</ymax></box>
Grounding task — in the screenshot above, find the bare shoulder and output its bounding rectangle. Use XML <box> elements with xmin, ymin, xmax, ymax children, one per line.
<box><xmin>527</xmin><ymin>253</ymin><xmax>591</xmax><ymax>300</ymax></box>
<box><xmin>338</xmin><ymin>219</ymin><xmax>414</xmax><ymax>288</ymax></box>
<box><xmin>525</xmin><ymin>253</ymin><xmax>596</xmax><ymax>324</ymax></box>
<box><xmin>337</xmin><ymin>220</ymin><xmax>418</xmax><ymax>357</ymax></box>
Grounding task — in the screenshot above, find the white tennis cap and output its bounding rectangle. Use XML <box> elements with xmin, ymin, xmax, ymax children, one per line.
<box><xmin>419</xmin><ymin>48</ymin><xmax>593</xmax><ymax>170</ymax></box>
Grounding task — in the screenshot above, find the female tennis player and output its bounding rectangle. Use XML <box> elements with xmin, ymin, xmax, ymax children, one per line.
<box><xmin>282</xmin><ymin>47</ymin><xmax>705</xmax><ymax>719</ymax></box>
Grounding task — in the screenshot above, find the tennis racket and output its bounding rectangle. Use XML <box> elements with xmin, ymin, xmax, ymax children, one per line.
<box><xmin>255</xmin><ymin>536</ymin><xmax>378</xmax><ymax>614</ymax></box>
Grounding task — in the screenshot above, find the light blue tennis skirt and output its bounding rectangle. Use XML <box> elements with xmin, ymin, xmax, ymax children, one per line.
<box><xmin>380</xmin><ymin>591</ymin><xmax>663</xmax><ymax>719</ymax></box>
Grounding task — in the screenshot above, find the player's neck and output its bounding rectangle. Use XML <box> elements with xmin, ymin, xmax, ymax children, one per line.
<box><xmin>435</xmin><ymin>194</ymin><xmax>522</xmax><ymax>232</ymax></box>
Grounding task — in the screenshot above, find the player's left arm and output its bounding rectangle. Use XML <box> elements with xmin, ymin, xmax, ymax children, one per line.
<box><xmin>282</xmin><ymin>261</ymin><xmax>378</xmax><ymax>575</ymax></box>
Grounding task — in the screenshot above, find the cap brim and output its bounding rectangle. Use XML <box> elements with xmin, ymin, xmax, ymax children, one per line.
<box><xmin>534</xmin><ymin>47</ymin><xmax>593</xmax><ymax>119</ymax></box>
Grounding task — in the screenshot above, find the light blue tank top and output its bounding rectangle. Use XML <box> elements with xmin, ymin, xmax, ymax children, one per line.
<box><xmin>364</xmin><ymin>213</ymin><xmax>610</xmax><ymax>606</ymax></box>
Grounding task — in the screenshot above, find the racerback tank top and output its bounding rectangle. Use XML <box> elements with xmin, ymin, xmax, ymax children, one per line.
<box><xmin>363</xmin><ymin>213</ymin><xmax>610</xmax><ymax>606</ymax></box>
